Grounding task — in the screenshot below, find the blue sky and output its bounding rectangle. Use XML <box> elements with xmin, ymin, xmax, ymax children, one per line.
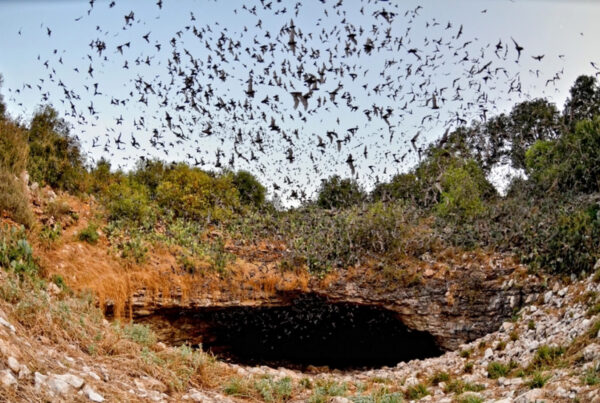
<box><xmin>1</xmin><ymin>0</ymin><xmax>599</xmax><ymax>203</ymax></box>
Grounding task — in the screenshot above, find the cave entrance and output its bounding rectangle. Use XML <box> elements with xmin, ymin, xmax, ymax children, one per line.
<box><xmin>138</xmin><ymin>295</ymin><xmax>443</xmax><ymax>370</ymax></box>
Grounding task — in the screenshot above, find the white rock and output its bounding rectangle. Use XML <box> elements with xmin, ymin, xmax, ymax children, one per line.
<box><xmin>18</xmin><ymin>365</ymin><xmax>31</xmax><ymax>379</ymax></box>
<box><xmin>329</xmin><ymin>397</ymin><xmax>352</xmax><ymax>403</ymax></box>
<box><xmin>83</xmin><ymin>385</ymin><xmax>105</xmax><ymax>402</ymax></box>
<box><xmin>543</xmin><ymin>291</ymin><xmax>553</xmax><ymax>304</ymax></box>
<box><xmin>34</xmin><ymin>372</ymin><xmax>48</xmax><ymax>389</ymax></box>
<box><xmin>7</xmin><ymin>356</ymin><xmax>20</xmax><ymax>373</ymax></box>
<box><xmin>54</xmin><ymin>373</ymin><xmax>85</xmax><ymax>389</ymax></box>
<box><xmin>501</xmin><ymin>322</ymin><xmax>513</xmax><ymax>332</ymax></box>
<box><xmin>515</xmin><ymin>388</ymin><xmax>544</xmax><ymax>403</ymax></box>
<box><xmin>47</xmin><ymin>376</ymin><xmax>71</xmax><ymax>395</ymax></box>
<box><xmin>0</xmin><ymin>369</ymin><xmax>17</xmax><ymax>387</ymax></box>
<box><xmin>583</xmin><ymin>344</ymin><xmax>600</xmax><ymax>362</ymax></box>
<box><xmin>484</xmin><ymin>348</ymin><xmax>493</xmax><ymax>360</ymax></box>
<box><xmin>0</xmin><ymin>316</ymin><xmax>16</xmax><ymax>333</ymax></box>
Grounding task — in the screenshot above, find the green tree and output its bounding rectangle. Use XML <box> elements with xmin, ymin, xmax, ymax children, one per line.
<box><xmin>27</xmin><ymin>105</ymin><xmax>85</xmax><ymax>191</ymax></box>
<box><xmin>526</xmin><ymin>116</ymin><xmax>600</xmax><ymax>194</ymax></box>
<box><xmin>371</xmin><ymin>173</ymin><xmax>420</xmax><ymax>203</ymax></box>
<box><xmin>564</xmin><ymin>75</ymin><xmax>600</xmax><ymax>127</ymax></box>
<box><xmin>231</xmin><ymin>170</ymin><xmax>266</xmax><ymax>207</ymax></box>
<box><xmin>156</xmin><ymin>164</ymin><xmax>240</xmax><ymax>222</ymax></box>
<box><xmin>316</xmin><ymin>175</ymin><xmax>365</xmax><ymax>209</ymax></box>
<box><xmin>0</xmin><ymin>74</ymin><xmax>6</xmax><ymax>119</ymax></box>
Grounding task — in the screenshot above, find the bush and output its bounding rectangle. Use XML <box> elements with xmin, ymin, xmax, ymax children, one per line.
<box><xmin>0</xmin><ymin>119</ymin><xmax>29</xmax><ymax>175</ymax></box>
<box><xmin>232</xmin><ymin>170</ymin><xmax>266</xmax><ymax>208</ymax></box>
<box><xmin>27</xmin><ymin>105</ymin><xmax>86</xmax><ymax>192</ymax></box>
<box><xmin>436</xmin><ymin>160</ymin><xmax>494</xmax><ymax>221</ymax></box>
<box><xmin>529</xmin><ymin>345</ymin><xmax>564</xmax><ymax>369</ymax></box>
<box><xmin>371</xmin><ymin>173</ymin><xmax>420</xmax><ymax>203</ymax></box>
<box><xmin>0</xmin><ymin>225</ymin><xmax>38</xmax><ymax>277</ymax></box>
<box><xmin>104</xmin><ymin>178</ymin><xmax>155</xmax><ymax>227</ymax></box>
<box><xmin>405</xmin><ymin>383</ymin><xmax>429</xmax><ymax>400</ymax></box>
<box><xmin>527</xmin><ymin>371</ymin><xmax>551</xmax><ymax>389</ymax></box>
<box><xmin>78</xmin><ymin>223</ymin><xmax>99</xmax><ymax>244</ymax></box>
<box><xmin>316</xmin><ymin>175</ymin><xmax>365</xmax><ymax>209</ymax></box>
<box><xmin>526</xmin><ymin>117</ymin><xmax>600</xmax><ymax>195</ymax></box>
<box><xmin>487</xmin><ymin>362</ymin><xmax>509</xmax><ymax>379</ymax></box>
<box><xmin>0</xmin><ymin>171</ymin><xmax>34</xmax><ymax>228</ymax></box>
<box><xmin>156</xmin><ymin>164</ymin><xmax>239</xmax><ymax>223</ymax></box>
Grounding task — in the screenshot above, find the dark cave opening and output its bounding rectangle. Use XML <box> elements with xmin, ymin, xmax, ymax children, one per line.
<box><xmin>139</xmin><ymin>295</ymin><xmax>444</xmax><ymax>370</ymax></box>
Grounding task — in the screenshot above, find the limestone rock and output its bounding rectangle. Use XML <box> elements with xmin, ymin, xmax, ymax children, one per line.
<box><xmin>83</xmin><ymin>385</ymin><xmax>105</xmax><ymax>402</ymax></box>
<box><xmin>0</xmin><ymin>369</ymin><xmax>17</xmax><ymax>387</ymax></box>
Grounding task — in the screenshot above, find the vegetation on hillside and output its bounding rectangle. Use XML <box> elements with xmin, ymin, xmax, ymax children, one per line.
<box><xmin>0</xmin><ymin>75</ymin><xmax>599</xmax><ymax>281</ymax></box>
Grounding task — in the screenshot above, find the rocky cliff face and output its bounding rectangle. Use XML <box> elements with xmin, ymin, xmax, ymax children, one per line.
<box><xmin>124</xmin><ymin>253</ymin><xmax>540</xmax><ymax>351</ymax></box>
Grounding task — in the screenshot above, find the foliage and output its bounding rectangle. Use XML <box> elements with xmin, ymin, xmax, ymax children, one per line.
<box><xmin>0</xmin><ymin>74</ymin><xmax>6</xmax><ymax>119</ymax></box>
<box><xmin>232</xmin><ymin>170</ymin><xmax>267</xmax><ymax>208</ymax></box>
<box><xmin>0</xmin><ymin>119</ymin><xmax>29</xmax><ymax>175</ymax></box>
<box><xmin>0</xmin><ymin>171</ymin><xmax>35</xmax><ymax>228</ymax></box>
<box><xmin>78</xmin><ymin>222</ymin><xmax>99</xmax><ymax>244</ymax></box>
<box><xmin>527</xmin><ymin>371</ymin><xmax>551</xmax><ymax>389</ymax></box>
<box><xmin>525</xmin><ymin>117</ymin><xmax>600</xmax><ymax>194</ymax></box>
<box><xmin>116</xmin><ymin>322</ymin><xmax>157</xmax><ymax>347</ymax></box>
<box><xmin>316</xmin><ymin>175</ymin><xmax>365</xmax><ymax>209</ymax></box>
<box><xmin>0</xmin><ymin>225</ymin><xmax>38</xmax><ymax>277</ymax></box>
<box><xmin>404</xmin><ymin>383</ymin><xmax>429</xmax><ymax>400</ymax></box>
<box><xmin>155</xmin><ymin>164</ymin><xmax>240</xmax><ymax>223</ymax></box>
<box><xmin>529</xmin><ymin>345</ymin><xmax>564</xmax><ymax>370</ymax></box>
<box><xmin>27</xmin><ymin>105</ymin><xmax>86</xmax><ymax>192</ymax></box>
<box><xmin>564</xmin><ymin>75</ymin><xmax>600</xmax><ymax>127</ymax></box>
<box><xmin>487</xmin><ymin>362</ymin><xmax>509</xmax><ymax>379</ymax></box>
<box><xmin>104</xmin><ymin>178</ymin><xmax>155</xmax><ymax>227</ymax></box>
<box><xmin>436</xmin><ymin>160</ymin><xmax>490</xmax><ymax>221</ymax></box>
<box><xmin>371</xmin><ymin>173</ymin><xmax>420</xmax><ymax>203</ymax></box>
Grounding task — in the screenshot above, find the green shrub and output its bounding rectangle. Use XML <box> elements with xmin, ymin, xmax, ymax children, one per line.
<box><xmin>371</xmin><ymin>173</ymin><xmax>420</xmax><ymax>203</ymax></box>
<box><xmin>78</xmin><ymin>223</ymin><xmax>99</xmax><ymax>244</ymax></box>
<box><xmin>0</xmin><ymin>171</ymin><xmax>34</xmax><ymax>228</ymax></box>
<box><xmin>156</xmin><ymin>164</ymin><xmax>239</xmax><ymax>223</ymax></box>
<box><xmin>444</xmin><ymin>380</ymin><xmax>484</xmax><ymax>394</ymax></box>
<box><xmin>436</xmin><ymin>160</ymin><xmax>490</xmax><ymax>221</ymax></box>
<box><xmin>0</xmin><ymin>119</ymin><xmax>29</xmax><ymax>175</ymax></box>
<box><xmin>253</xmin><ymin>376</ymin><xmax>293</xmax><ymax>403</ymax></box>
<box><xmin>104</xmin><ymin>179</ymin><xmax>155</xmax><ymax>227</ymax></box>
<box><xmin>583</xmin><ymin>367</ymin><xmax>600</xmax><ymax>386</ymax></box>
<box><xmin>487</xmin><ymin>362</ymin><xmax>509</xmax><ymax>379</ymax></box>
<box><xmin>530</xmin><ymin>345</ymin><xmax>564</xmax><ymax>369</ymax></box>
<box><xmin>0</xmin><ymin>225</ymin><xmax>38</xmax><ymax>277</ymax></box>
<box><xmin>232</xmin><ymin>170</ymin><xmax>266</xmax><ymax>208</ymax></box>
<box><xmin>527</xmin><ymin>371</ymin><xmax>551</xmax><ymax>389</ymax></box>
<box><xmin>316</xmin><ymin>175</ymin><xmax>365</xmax><ymax>209</ymax></box>
<box><xmin>27</xmin><ymin>105</ymin><xmax>86</xmax><ymax>192</ymax></box>
<box><xmin>405</xmin><ymin>383</ymin><xmax>429</xmax><ymax>400</ymax></box>
<box><xmin>117</xmin><ymin>322</ymin><xmax>156</xmax><ymax>347</ymax></box>
<box><xmin>429</xmin><ymin>371</ymin><xmax>450</xmax><ymax>385</ymax></box>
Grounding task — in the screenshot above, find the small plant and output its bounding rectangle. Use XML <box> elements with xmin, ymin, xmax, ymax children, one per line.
<box><xmin>51</xmin><ymin>274</ymin><xmax>68</xmax><ymax>291</ymax></box>
<box><xmin>496</xmin><ymin>341</ymin><xmax>507</xmax><ymax>351</ymax></box>
<box><xmin>444</xmin><ymin>380</ymin><xmax>484</xmax><ymax>394</ymax></box>
<box><xmin>457</xmin><ymin>395</ymin><xmax>484</xmax><ymax>403</ymax></box>
<box><xmin>253</xmin><ymin>376</ymin><xmax>292</xmax><ymax>403</ymax></box>
<box><xmin>530</xmin><ymin>345</ymin><xmax>564</xmax><ymax>369</ymax></box>
<box><xmin>528</xmin><ymin>320</ymin><xmax>536</xmax><ymax>330</ymax></box>
<box><xmin>405</xmin><ymin>383</ymin><xmax>429</xmax><ymax>400</ymax></box>
<box><xmin>460</xmin><ymin>349</ymin><xmax>472</xmax><ymax>358</ymax></box>
<box><xmin>487</xmin><ymin>362</ymin><xmax>509</xmax><ymax>379</ymax></box>
<box><xmin>464</xmin><ymin>361</ymin><xmax>474</xmax><ymax>374</ymax></box>
<box><xmin>510</xmin><ymin>331</ymin><xmax>519</xmax><ymax>341</ymax></box>
<box><xmin>527</xmin><ymin>371</ymin><xmax>552</xmax><ymax>389</ymax></box>
<box><xmin>429</xmin><ymin>371</ymin><xmax>450</xmax><ymax>385</ymax></box>
<box><xmin>583</xmin><ymin>367</ymin><xmax>600</xmax><ymax>385</ymax></box>
<box><xmin>119</xmin><ymin>236</ymin><xmax>148</xmax><ymax>263</ymax></box>
<box><xmin>39</xmin><ymin>223</ymin><xmax>62</xmax><ymax>244</ymax></box>
<box><xmin>78</xmin><ymin>222</ymin><xmax>99</xmax><ymax>244</ymax></box>
<box><xmin>116</xmin><ymin>322</ymin><xmax>157</xmax><ymax>347</ymax></box>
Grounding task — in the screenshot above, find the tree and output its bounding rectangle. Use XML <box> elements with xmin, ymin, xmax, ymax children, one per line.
<box><xmin>316</xmin><ymin>175</ymin><xmax>365</xmax><ymax>209</ymax></box>
<box><xmin>0</xmin><ymin>74</ymin><xmax>6</xmax><ymax>119</ymax></box>
<box><xmin>27</xmin><ymin>105</ymin><xmax>85</xmax><ymax>191</ymax></box>
<box><xmin>231</xmin><ymin>170</ymin><xmax>266</xmax><ymax>207</ymax></box>
<box><xmin>564</xmin><ymin>75</ymin><xmax>600</xmax><ymax>127</ymax></box>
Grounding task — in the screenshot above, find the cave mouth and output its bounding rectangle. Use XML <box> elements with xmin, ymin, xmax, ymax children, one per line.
<box><xmin>139</xmin><ymin>295</ymin><xmax>444</xmax><ymax>370</ymax></box>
